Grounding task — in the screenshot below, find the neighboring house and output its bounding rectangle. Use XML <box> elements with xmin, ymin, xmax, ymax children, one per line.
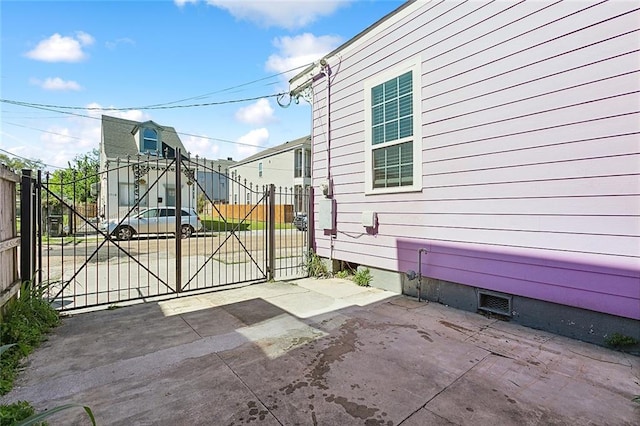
<box><xmin>288</xmin><ymin>1</ymin><xmax>639</xmax><ymax>344</ymax></box>
<box><xmin>99</xmin><ymin>115</ymin><xmax>193</xmax><ymax>219</ymax></box>
<box><xmin>195</xmin><ymin>157</ymin><xmax>236</xmax><ymax>204</ymax></box>
<box><xmin>228</xmin><ymin>136</ymin><xmax>311</xmax><ymax>212</ymax></box>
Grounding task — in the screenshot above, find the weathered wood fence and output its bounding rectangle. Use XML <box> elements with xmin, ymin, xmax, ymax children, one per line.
<box><xmin>0</xmin><ymin>165</ymin><xmax>20</xmax><ymax>314</ymax></box>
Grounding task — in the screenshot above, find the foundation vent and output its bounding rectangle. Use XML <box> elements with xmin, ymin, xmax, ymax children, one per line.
<box><xmin>478</xmin><ymin>290</ymin><xmax>512</xmax><ymax>316</ymax></box>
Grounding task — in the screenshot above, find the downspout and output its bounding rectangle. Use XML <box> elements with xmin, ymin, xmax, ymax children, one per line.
<box><xmin>322</xmin><ymin>60</ymin><xmax>331</xmax><ymax>190</ymax></box>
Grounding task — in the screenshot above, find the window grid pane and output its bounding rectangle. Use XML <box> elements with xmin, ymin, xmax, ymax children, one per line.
<box><xmin>370</xmin><ymin>72</ymin><xmax>412</xmax><ymax>146</ymax></box>
<box><xmin>372</xmin><ymin>142</ymin><xmax>413</xmax><ymax>188</ymax></box>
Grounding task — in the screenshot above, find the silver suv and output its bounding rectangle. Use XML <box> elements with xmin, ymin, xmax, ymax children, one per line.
<box><xmin>100</xmin><ymin>207</ymin><xmax>203</xmax><ymax>240</ymax></box>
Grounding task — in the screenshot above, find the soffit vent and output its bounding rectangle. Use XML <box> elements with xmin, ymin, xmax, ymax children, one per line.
<box><xmin>478</xmin><ymin>290</ymin><xmax>512</xmax><ymax>316</ymax></box>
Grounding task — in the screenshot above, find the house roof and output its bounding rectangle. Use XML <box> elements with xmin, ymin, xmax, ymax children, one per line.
<box><xmin>101</xmin><ymin>115</ymin><xmax>187</xmax><ymax>159</ymax></box>
<box><xmin>289</xmin><ymin>0</ymin><xmax>417</xmax><ymax>94</ymax></box>
<box><xmin>230</xmin><ymin>135</ymin><xmax>311</xmax><ymax>167</ymax></box>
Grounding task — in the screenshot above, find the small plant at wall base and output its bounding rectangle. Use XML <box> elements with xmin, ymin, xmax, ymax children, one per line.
<box><xmin>604</xmin><ymin>333</ymin><xmax>639</xmax><ymax>349</ymax></box>
<box><xmin>335</xmin><ymin>270</ymin><xmax>350</xmax><ymax>279</ymax></box>
<box><xmin>353</xmin><ymin>268</ymin><xmax>372</xmax><ymax>287</ymax></box>
<box><xmin>304</xmin><ymin>249</ymin><xmax>329</xmax><ymax>278</ymax></box>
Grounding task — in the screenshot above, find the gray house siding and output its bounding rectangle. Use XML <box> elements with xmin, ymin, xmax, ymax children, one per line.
<box><xmin>297</xmin><ymin>0</ymin><xmax>639</xmax><ymax>335</ymax></box>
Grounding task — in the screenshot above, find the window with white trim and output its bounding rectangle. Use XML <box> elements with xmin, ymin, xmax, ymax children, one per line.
<box><xmin>142</xmin><ymin>128</ymin><xmax>159</xmax><ymax>154</ymax></box>
<box><xmin>364</xmin><ymin>58</ymin><xmax>422</xmax><ymax>194</ymax></box>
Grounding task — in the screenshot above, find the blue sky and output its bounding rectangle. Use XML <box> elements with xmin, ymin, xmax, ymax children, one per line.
<box><xmin>1</xmin><ymin>0</ymin><xmax>404</xmax><ymax>169</ymax></box>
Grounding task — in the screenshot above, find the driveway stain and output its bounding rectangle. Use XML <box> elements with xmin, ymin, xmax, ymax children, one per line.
<box><xmin>418</xmin><ymin>330</ymin><xmax>433</xmax><ymax>342</ymax></box>
<box><xmin>269</xmin><ymin>318</ymin><xmax>425</xmax><ymax>425</ymax></box>
<box><xmin>439</xmin><ymin>320</ymin><xmax>473</xmax><ymax>334</ymax></box>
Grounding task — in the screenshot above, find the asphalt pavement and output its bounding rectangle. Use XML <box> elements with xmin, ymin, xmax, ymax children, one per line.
<box><xmin>2</xmin><ymin>278</ymin><xmax>638</xmax><ymax>425</ymax></box>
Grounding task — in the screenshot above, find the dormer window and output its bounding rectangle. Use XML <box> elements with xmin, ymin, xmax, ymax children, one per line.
<box><xmin>142</xmin><ymin>128</ymin><xmax>158</xmax><ymax>154</ymax></box>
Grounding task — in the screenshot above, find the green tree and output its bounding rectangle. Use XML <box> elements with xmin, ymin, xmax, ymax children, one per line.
<box><xmin>0</xmin><ymin>153</ymin><xmax>43</xmax><ymax>173</ymax></box>
<box><xmin>47</xmin><ymin>149</ymin><xmax>99</xmax><ymax>203</ymax></box>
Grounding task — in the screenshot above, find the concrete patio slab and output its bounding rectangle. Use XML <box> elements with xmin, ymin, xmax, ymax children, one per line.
<box><xmin>1</xmin><ymin>278</ymin><xmax>638</xmax><ymax>426</ymax></box>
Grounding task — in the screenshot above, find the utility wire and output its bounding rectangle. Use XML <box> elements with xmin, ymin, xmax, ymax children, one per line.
<box><xmin>2</xmin><ymin>102</ymin><xmax>275</xmax><ymax>150</ymax></box>
<box><xmin>4</xmin><ymin>121</ymin><xmax>84</xmax><ymax>140</ymax></box>
<box><xmin>140</xmin><ymin>63</ymin><xmax>310</xmax><ymax>108</ymax></box>
<box><xmin>0</xmin><ymin>146</ymin><xmax>64</xmax><ymax>170</ymax></box>
<box><xmin>1</xmin><ymin>91</ymin><xmax>288</xmax><ymax>112</ymax></box>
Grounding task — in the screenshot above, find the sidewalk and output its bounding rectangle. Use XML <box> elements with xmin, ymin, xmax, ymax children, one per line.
<box><xmin>2</xmin><ymin>278</ymin><xmax>638</xmax><ymax>425</ymax></box>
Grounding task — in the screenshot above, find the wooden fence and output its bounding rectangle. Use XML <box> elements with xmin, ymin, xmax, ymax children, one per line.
<box><xmin>0</xmin><ymin>165</ymin><xmax>20</xmax><ymax>314</ymax></box>
<box><xmin>203</xmin><ymin>203</ymin><xmax>294</xmax><ymax>224</ymax></box>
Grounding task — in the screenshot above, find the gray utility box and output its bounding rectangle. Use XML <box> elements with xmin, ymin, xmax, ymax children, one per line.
<box><xmin>47</xmin><ymin>215</ymin><xmax>64</xmax><ymax>237</ymax></box>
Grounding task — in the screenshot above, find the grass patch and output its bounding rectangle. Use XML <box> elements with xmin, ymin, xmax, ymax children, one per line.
<box><xmin>0</xmin><ymin>400</ymin><xmax>40</xmax><ymax>426</ymax></box>
<box><xmin>201</xmin><ymin>218</ymin><xmax>251</xmax><ymax>232</ymax></box>
<box><xmin>0</xmin><ymin>283</ymin><xmax>60</xmax><ymax>395</ymax></box>
<box><xmin>201</xmin><ymin>217</ymin><xmax>295</xmax><ymax>232</ymax></box>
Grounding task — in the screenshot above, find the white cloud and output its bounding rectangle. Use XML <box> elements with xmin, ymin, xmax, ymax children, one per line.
<box><xmin>75</xmin><ymin>31</ymin><xmax>95</xmax><ymax>46</ymax></box>
<box><xmin>30</xmin><ymin>77</ymin><xmax>82</xmax><ymax>91</ymax></box>
<box><xmin>236</xmin><ymin>128</ymin><xmax>269</xmax><ymax>159</ymax></box>
<box><xmin>266</xmin><ymin>33</ymin><xmax>342</xmax><ymax>80</ymax></box>
<box><xmin>39</xmin><ymin>104</ymin><xmax>149</xmax><ymax>168</ymax></box>
<box><xmin>204</xmin><ymin>0</ymin><xmax>349</xmax><ymax>29</ymax></box>
<box><xmin>234</xmin><ymin>98</ymin><xmax>275</xmax><ymax>126</ymax></box>
<box><xmin>174</xmin><ymin>0</ymin><xmax>198</xmax><ymax>7</ymax></box>
<box><xmin>183</xmin><ymin>134</ymin><xmax>220</xmax><ymax>160</ymax></box>
<box><xmin>25</xmin><ymin>32</ymin><xmax>95</xmax><ymax>62</ymax></box>
<box><xmin>105</xmin><ymin>37</ymin><xmax>135</xmax><ymax>50</ymax></box>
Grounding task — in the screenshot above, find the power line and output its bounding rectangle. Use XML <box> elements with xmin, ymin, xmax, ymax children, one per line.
<box><xmin>4</xmin><ymin>121</ymin><xmax>84</xmax><ymax>140</ymax></box>
<box><xmin>0</xmin><ymin>146</ymin><xmax>64</xmax><ymax>170</ymax></box>
<box><xmin>2</xmin><ymin>103</ymin><xmax>276</xmax><ymax>150</ymax></box>
<box><xmin>140</xmin><ymin>63</ymin><xmax>310</xmax><ymax>108</ymax></box>
<box><xmin>0</xmin><ymin>91</ymin><xmax>288</xmax><ymax>112</ymax></box>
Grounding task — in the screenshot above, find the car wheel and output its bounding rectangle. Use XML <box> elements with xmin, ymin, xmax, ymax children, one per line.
<box><xmin>115</xmin><ymin>226</ymin><xmax>134</xmax><ymax>240</ymax></box>
<box><xmin>180</xmin><ymin>224</ymin><xmax>194</xmax><ymax>239</ymax></box>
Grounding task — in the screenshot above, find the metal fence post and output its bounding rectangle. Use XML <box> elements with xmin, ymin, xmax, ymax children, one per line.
<box><xmin>20</xmin><ymin>169</ymin><xmax>34</xmax><ymax>285</ymax></box>
<box><xmin>307</xmin><ymin>185</ymin><xmax>313</xmax><ymax>252</ymax></box>
<box><xmin>36</xmin><ymin>170</ymin><xmax>42</xmax><ymax>286</ymax></box>
<box><xmin>175</xmin><ymin>149</ymin><xmax>182</xmax><ymax>293</ymax></box>
<box><xmin>267</xmin><ymin>184</ymin><xmax>275</xmax><ymax>281</ymax></box>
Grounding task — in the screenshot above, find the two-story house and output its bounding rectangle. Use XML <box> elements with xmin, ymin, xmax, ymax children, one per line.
<box><xmin>99</xmin><ymin>115</ymin><xmax>193</xmax><ymax>219</ymax></box>
<box><xmin>227</xmin><ymin>136</ymin><xmax>311</xmax><ymax>213</ymax></box>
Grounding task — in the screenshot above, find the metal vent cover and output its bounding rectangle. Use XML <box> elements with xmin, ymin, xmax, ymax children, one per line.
<box><xmin>478</xmin><ymin>290</ymin><xmax>512</xmax><ymax>316</ymax></box>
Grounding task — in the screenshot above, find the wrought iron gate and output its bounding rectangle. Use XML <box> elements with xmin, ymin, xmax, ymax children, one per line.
<box><xmin>19</xmin><ymin>149</ymin><xmax>310</xmax><ymax>311</ymax></box>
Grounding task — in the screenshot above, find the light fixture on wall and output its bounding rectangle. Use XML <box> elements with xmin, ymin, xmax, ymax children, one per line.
<box><xmin>137</xmin><ymin>178</ymin><xmax>146</xmax><ymax>185</ymax></box>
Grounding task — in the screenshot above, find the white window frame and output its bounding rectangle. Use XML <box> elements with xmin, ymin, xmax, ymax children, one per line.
<box><xmin>364</xmin><ymin>56</ymin><xmax>422</xmax><ymax>195</ymax></box>
<box><xmin>141</xmin><ymin>127</ymin><xmax>160</xmax><ymax>155</ymax></box>
<box><xmin>118</xmin><ymin>182</ymin><xmax>149</xmax><ymax>207</ymax></box>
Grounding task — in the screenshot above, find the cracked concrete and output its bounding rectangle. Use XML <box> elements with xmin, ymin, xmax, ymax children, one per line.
<box><xmin>1</xmin><ymin>278</ymin><xmax>638</xmax><ymax>425</ymax></box>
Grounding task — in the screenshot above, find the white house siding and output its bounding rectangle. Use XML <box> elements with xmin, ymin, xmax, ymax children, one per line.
<box><xmin>101</xmin><ymin>161</ymin><xmax>196</xmax><ymax>219</ymax></box>
<box><xmin>228</xmin><ymin>150</ymin><xmax>301</xmax><ymax>203</ymax></box>
<box><xmin>310</xmin><ymin>1</ymin><xmax>639</xmax><ymax>319</ymax></box>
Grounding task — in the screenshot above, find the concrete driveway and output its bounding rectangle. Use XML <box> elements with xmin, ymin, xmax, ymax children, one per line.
<box><xmin>2</xmin><ymin>278</ymin><xmax>638</xmax><ymax>425</ymax></box>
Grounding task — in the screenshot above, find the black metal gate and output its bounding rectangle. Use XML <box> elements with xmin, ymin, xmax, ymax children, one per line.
<box><xmin>19</xmin><ymin>149</ymin><xmax>310</xmax><ymax>311</ymax></box>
